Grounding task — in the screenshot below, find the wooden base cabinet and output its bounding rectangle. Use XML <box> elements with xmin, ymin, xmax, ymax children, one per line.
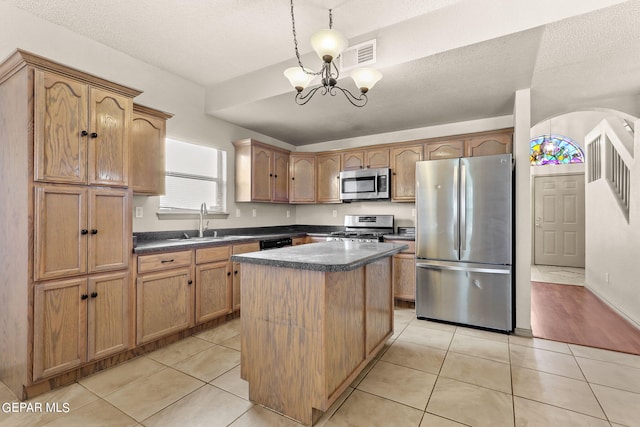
<box><xmin>136</xmin><ymin>267</ymin><xmax>193</xmax><ymax>345</ymax></box>
<box><xmin>386</xmin><ymin>240</ymin><xmax>416</xmax><ymax>302</ymax></box>
<box><xmin>231</xmin><ymin>243</ymin><xmax>260</xmax><ymax>311</ymax></box>
<box><xmin>33</xmin><ymin>271</ymin><xmax>129</xmax><ymax>381</ymax></box>
<box><xmin>195</xmin><ymin>245</ymin><xmax>233</xmax><ymax>323</ymax></box>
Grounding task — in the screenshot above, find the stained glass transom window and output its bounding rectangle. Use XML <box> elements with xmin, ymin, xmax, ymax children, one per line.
<box><xmin>530</xmin><ymin>134</ymin><xmax>585</xmax><ymax>166</ymax></box>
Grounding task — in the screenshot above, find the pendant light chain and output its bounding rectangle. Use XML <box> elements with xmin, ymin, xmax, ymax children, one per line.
<box><xmin>290</xmin><ymin>0</ymin><xmax>321</xmax><ymax>76</ymax></box>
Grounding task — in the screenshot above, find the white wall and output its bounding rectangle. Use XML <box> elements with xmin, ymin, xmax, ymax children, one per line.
<box><xmin>585</xmin><ymin>118</ymin><xmax>640</xmax><ymax>327</ymax></box>
<box><xmin>0</xmin><ymin>1</ymin><xmax>296</xmax><ymax>233</ymax></box>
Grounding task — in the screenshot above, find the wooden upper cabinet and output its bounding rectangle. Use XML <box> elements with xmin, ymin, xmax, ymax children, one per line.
<box><xmin>34</xmin><ymin>70</ymin><xmax>88</xmax><ymax>185</ymax></box>
<box><xmin>233</xmin><ymin>139</ymin><xmax>290</xmax><ymax>203</ymax></box>
<box><xmin>88</xmin><ymin>88</ymin><xmax>131</xmax><ymax>186</ymax></box>
<box><xmin>34</xmin><ymin>184</ymin><xmax>130</xmax><ymax>281</ymax></box>
<box><xmin>34</xmin><ymin>70</ymin><xmax>135</xmax><ymax>187</ymax></box>
<box><xmin>130</xmin><ymin>104</ymin><xmax>173</xmax><ymax>195</ymax></box>
<box><xmin>464</xmin><ymin>130</ymin><xmax>513</xmax><ymax>157</ymax></box>
<box><xmin>317</xmin><ymin>153</ymin><xmax>342</xmax><ymax>203</ymax></box>
<box><xmin>390</xmin><ymin>145</ymin><xmax>423</xmax><ymax>202</ymax></box>
<box><xmin>289</xmin><ymin>153</ymin><xmax>316</xmax><ymax>203</ymax></box>
<box><xmin>341</xmin><ymin>151</ymin><xmax>365</xmax><ymax>171</ymax></box>
<box><xmin>425</xmin><ymin>139</ymin><xmax>464</xmax><ymax>160</ymax></box>
<box><xmin>365</xmin><ymin>147</ymin><xmax>390</xmax><ymax>168</ymax></box>
<box><xmin>273</xmin><ymin>150</ymin><xmax>290</xmax><ymax>202</ymax></box>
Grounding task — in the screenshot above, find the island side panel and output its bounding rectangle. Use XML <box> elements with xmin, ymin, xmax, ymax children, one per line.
<box><xmin>365</xmin><ymin>257</ymin><xmax>394</xmax><ymax>356</ymax></box>
<box><xmin>324</xmin><ymin>267</ymin><xmax>366</xmax><ymax>402</ymax></box>
<box><xmin>240</xmin><ymin>263</ymin><xmax>325</xmax><ymax>425</ymax></box>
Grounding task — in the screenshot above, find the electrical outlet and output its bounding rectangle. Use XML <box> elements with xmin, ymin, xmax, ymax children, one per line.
<box><xmin>332</xmin><ymin>210</ymin><xmax>337</xmax><ymax>218</ymax></box>
<box><xmin>605</xmin><ymin>272</ymin><xmax>610</xmax><ymax>283</ymax></box>
<box><xmin>135</xmin><ymin>207</ymin><xmax>143</xmax><ymax>218</ymax></box>
<box><xmin>286</xmin><ymin>210</ymin><xmax>290</xmax><ymax>218</ymax></box>
<box><xmin>412</xmin><ymin>208</ymin><xmax>416</xmax><ymax>217</ymax></box>
<box><xmin>252</xmin><ymin>209</ymin><xmax>257</xmax><ymax>217</ymax></box>
<box><xmin>235</xmin><ymin>208</ymin><xmax>241</xmax><ymax>217</ymax></box>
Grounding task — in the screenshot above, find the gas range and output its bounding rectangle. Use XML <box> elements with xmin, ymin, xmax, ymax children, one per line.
<box><xmin>326</xmin><ymin>215</ymin><xmax>394</xmax><ymax>243</ymax></box>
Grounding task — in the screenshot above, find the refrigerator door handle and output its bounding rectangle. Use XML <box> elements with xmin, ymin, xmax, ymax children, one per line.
<box><xmin>460</xmin><ymin>163</ymin><xmax>466</xmax><ymax>252</ymax></box>
<box><xmin>416</xmin><ymin>262</ymin><xmax>510</xmax><ymax>275</ymax></box>
<box><xmin>453</xmin><ymin>164</ymin><xmax>460</xmax><ymax>254</ymax></box>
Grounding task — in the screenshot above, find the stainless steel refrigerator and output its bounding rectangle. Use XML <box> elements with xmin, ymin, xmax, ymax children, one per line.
<box><xmin>415</xmin><ymin>154</ymin><xmax>513</xmax><ymax>332</ymax></box>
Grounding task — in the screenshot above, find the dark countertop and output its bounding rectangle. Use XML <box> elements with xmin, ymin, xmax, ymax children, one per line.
<box><xmin>231</xmin><ymin>240</ymin><xmax>408</xmax><ymax>272</ymax></box>
<box><xmin>134</xmin><ymin>232</ymin><xmax>307</xmax><ymax>254</ymax></box>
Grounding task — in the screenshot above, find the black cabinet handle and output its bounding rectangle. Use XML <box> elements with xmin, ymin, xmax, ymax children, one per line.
<box><xmin>227</xmin><ymin>272</ymin><xmax>231</xmax><ymax>276</ymax></box>
<box><xmin>274</xmin><ymin>174</ymin><xmax>278</xmax><ymax>178</ymax></box>
<box><xmin>90</xmin><ymin>132</ymin><xmax>98</xmax><ymax>138</ymax></box>
<box><xmin>234</xmin><ymin>270</ymin><xmax>238</xmax><ymax>275</ymax></box>
<box><xmin>160</xmin><ymin>259</ymin><xmax>174</xmax><ymax>263</ymax></box>
<box><xmin>91</xmin><ymin>229</ymin><xmax>98</xmax><ymax>235</ymax></box>
<box><xmin>291</xmin><ymin>177</ymin><xmax>295</xmax><ymax>180</ymax></box>
<box><xmin>336</xmin><ymin>176</ymin><xmax>340</xmax><ymax>179</ymax></box>
<box><xmin>81</xmin><ymin>229</ymin><xmax>88</xmax><ymax>235</ymax></box>
<box><xmin>187</xmin><ymin>280</ymin><xmax>193</xmax><ymax>285</ymax></box>
<box><xmin>269</xmin><ymin>173</ymin><xmax>273</xmax><ymax>177</ymax></box>
<box><xmin>81</xmin><ymin>130</ymin><xmax>88</xmax><ymax>136</ymax></box>
<box><xmin>90</xmin><ymin>292</ymin><xmax>98</xmax><ymax>298</ymax></box>
<box><xmin>81</xmin><ymin>294</ymin><xmax>88</xmax><ymax>300</ymax></box>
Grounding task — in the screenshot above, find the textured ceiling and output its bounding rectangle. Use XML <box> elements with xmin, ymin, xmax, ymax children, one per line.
<box><xmin>4</xmin><ymin>0</ymin><xmax>639</xmax><ymax>146</ymax></box>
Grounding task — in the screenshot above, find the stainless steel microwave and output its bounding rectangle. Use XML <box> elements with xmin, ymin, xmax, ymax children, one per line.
<box><xmin>339</xmin><ymin>167</ymin><xmax>391</xmax><ymax>201</ymax></box>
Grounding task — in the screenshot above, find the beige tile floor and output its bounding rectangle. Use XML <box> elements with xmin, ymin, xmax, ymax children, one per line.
<box><xmin>2</xmin><ymin>308</ymin><xmax>640</xmax><ymax>426</ymax></box>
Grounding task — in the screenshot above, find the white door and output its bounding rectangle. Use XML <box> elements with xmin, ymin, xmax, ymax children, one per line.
<box><xmin>534</xmin><ymin>174</ymin><xmax>585</xmax><ymax>267</ymax></box>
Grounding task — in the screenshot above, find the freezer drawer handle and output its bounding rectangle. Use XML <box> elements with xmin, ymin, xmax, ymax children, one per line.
<box><xmin>416</xmin><ymin>262</ymin><xmax>510</xmax><ymax>275</ymax></box>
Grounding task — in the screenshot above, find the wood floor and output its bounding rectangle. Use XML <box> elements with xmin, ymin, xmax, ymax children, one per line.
<box><xmin>531</xmin><ymin>281</ymin><xmax>640</xmax><ymax>355</ymax></box>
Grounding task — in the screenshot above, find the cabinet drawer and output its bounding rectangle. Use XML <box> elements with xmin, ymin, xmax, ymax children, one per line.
<box><xmin>232</xmin><ymin>242</ymin><xmax>260</xmax><ymax>255</ymax></box>
<box><xmin>196</xmin><ymin>245</ymin><xmax>231</xmax><ymax>264</ymax></box>
<box><xmin>386</xmin><ymin>239</ymin><xmax>415</xmax><ymax>254</ymax></box>
<box><xmin>138</xmin><ymin>250</ymin><xmax>192</xmax><ymax>274</ymax></box>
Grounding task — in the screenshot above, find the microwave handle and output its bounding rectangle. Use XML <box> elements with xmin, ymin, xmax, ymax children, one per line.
<box><xmin>373</xmin><ymin>170</ymin><xmax>378</xmax><ymax>193</ymax></box>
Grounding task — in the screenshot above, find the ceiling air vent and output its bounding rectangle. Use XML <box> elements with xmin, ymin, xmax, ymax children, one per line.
<box><xmin>340</xmin><ymin>39</ymin><xmax>377</xmax><ymax>72</ymax></box>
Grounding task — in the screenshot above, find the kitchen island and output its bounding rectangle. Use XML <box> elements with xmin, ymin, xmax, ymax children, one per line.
<box><xmin>232</xmin><ymin>241</ymin><xmax>407</xmax><ymax>425</ymax></box>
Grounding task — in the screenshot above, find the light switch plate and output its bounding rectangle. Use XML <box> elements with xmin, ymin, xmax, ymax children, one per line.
<box><xmin>135</xmin><ymin>207</ymin><xmax>143</xmax><ymax>218</ymax></box>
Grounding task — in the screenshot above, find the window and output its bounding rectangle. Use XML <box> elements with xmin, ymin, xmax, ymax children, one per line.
<box><xmin>159</xmin><ymin>139</ymin><xmax>227</xmax><ymax>213</ymax></box>
<box><xmin>530</xmin><ymin>134</ymin><xmax>585</xmax><ymax>166</ymax></box>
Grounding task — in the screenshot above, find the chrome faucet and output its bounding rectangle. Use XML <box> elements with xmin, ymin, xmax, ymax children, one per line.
<box><xmin>199</xmin><ymin>202</ymin><xmax>208</xmax><ymax>237</ymax></box>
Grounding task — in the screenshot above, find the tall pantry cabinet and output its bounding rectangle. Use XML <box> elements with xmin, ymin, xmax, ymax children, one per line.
<box><xmin>0</xmin><ymin>50</ymin><xmax>141</xmax><ymax>398</ymax></box>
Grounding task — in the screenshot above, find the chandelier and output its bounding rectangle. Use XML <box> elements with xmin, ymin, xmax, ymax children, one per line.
<box><xmin>283</xmin><ymin>0</ymin><xmax>382</xmax><ymax>107</ymax></box>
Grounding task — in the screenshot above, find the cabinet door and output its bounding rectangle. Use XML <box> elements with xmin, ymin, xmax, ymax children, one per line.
<box><xmin>232</xmin><ymin>262</ymin><xmax>241</xmax><ymax>311</ymax></box>
<box><xmin>251</xmin><ymin>145</ymin><xmax>273</xmax><ymax>201</ymax></box>
<box><xmin>87</xmin><ymin>271</ymin><xmax>129</xmax><ymax>360</ymax></box>
<box><xmin>365</xmin><ymin>148</ymin><xmax>390</xmax><ymax>169</ymax></box>
<box><xmin>34</xmin><ymin>185</ymin><xmax>88</xmax><ymax>281</ymax></box>
<box><xmin>195</xmin><ymin>261</ymin><xmax>232</xmax><ymax>323</ymax></box>
<box><xmin>273</xmin><ymin>150</ymin><xmax>289</xmax><ymax>202</ymax></box>
<box><xmin>131</xmin><ymin>111</ymin><xmax>166</xmax><ymax>195</ymax></box>
<box><xmin>33</xmin><ymin>278</ymin><xmax>87</xmax><ymax>380</ymax></box>
<box><xmin>365</xmin><ymin>258</ymin><xmax>393</xmax><ymax>357</ymax></box>
<box><xmin>88</xmin><ymin>188</ymin><xmax>130</xmax><ymax>273</ymax></box>
<box><xmin>34</xmin><ymin>70</ymin><xmax>88</xmax><ymax>184</ymax></box>
<box><xmin>136</xmin><ymin>268</ymin><xmax>193</xmax><ymax>345</ymax></box>
<box><xmin>289</xmin><ymin>154</ymin><xmax>316</xmax><ymax>203</ymax></box>
<box><xmin>88</xmin><ymin>87</ymin><xmax>131</xmax><ymax>186</ymax></box>
<box><xmin>393</xmin><ymin>254</ymin><xmax>416</xmax><ymax>301</ymax></box>
<box><xmin>317</xmin><ymin>154</ymin><xmax>341</xmax><ymax>203</ymax></box>
<box><xmin>465</xmin><ymin>132</ymin><xmax>512</xmax><ymax>157</ymax></box>
<box><xmin>341</xmin><ymin>151</ymin><xmax>365</xmax><ymax>171</ymax></box>
<box><xmin>425</xmin><ymin>139</ymin><xmax>464</xmax><ymax>160</ymax></box>
<box><xmin>390</xmin><ymin>145</ymin><xmax>423</xmax><ymax>201</ymax></box>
